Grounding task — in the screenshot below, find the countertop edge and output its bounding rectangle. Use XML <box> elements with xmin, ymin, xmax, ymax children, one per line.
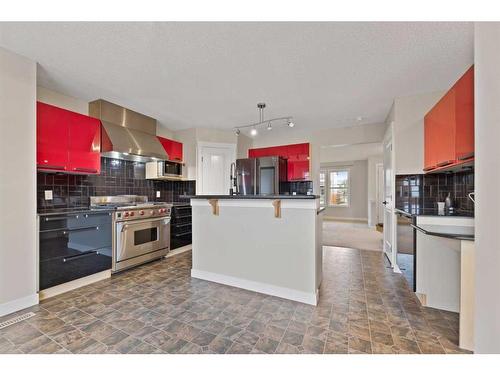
<box><xmin>182</xmin><ymin>195</ymin><xmax>319</xmax><ymax>200</ymax></box>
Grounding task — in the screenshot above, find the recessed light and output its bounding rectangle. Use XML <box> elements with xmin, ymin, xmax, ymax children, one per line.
<box><xmin>287</xmin><ymin>120</ymin><xmax>295</xmax><ymax>128</ymax></box>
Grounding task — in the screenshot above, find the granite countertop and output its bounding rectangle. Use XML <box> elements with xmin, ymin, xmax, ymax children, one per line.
<box><xmin>182</xmin><ymin>194</ymin><xmax>319</xmax><ymax>200</ymax></box>
<box><xmin>37</xmin><ymin>207</ymin><xmax>115</xmax><ymax>216</ymax></box>
<box><xmin>395</xmin><ymin>207</ymin><xmax>474</xmax><ymax>218</ymax></box>
<box><xmin>412</xmin><ymin>223</ymin><xmax>475</xmax><ymax>241</ymax></box>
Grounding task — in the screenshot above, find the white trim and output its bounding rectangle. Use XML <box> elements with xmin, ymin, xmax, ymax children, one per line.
<box><xmin>190</xmin><ymin>198</ymin><xmax>318</xmax><ymax>210</ymax></box>
<box><xmin>191</xmin><ymin>268</ymin><xmax>318</xmax><ymax>306</ymax></box>
<box><xmin>39</xmin><ymin>269</ymin><xmax>111</xmax><ymax>301</ymax></box>
<box><xmin>165</xmin><ymin>244</ymin><xmax>192</xmax><ymax>258</ymax></box>
<box><xmin>196</xmin><ymin>141</ymin><xmax>237</xmax><ymax>195</ymax></box>
<box><xmin>0</xmin><ymin>294</ymin><xmax>39</xmax><ymax>317</ymax></box>
<box><xmin>323</xmin><ymin>216</ymin><xmax>368</xmax><ymax>222</ymax></box>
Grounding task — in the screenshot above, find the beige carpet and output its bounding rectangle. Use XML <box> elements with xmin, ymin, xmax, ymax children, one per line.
<box><xmin>323</xmin><ymin>220</ymin><xmax>383</xmax><ymax>251</ymax></box>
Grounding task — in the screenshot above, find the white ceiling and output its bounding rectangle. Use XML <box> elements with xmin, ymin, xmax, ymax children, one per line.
<box><xmin>0</xmin><ymin>22</ymin><xmax>473</xmax><ymax>131</ymax></box>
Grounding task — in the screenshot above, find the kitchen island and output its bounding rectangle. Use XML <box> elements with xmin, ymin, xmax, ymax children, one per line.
<box><xmin>187</xmin><ymin>195</ymin><xmax>323</xmax><ymax>305</ymax></box>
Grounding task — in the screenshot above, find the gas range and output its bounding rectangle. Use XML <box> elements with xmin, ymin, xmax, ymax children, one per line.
<box><xmin>89</xmin><ymin>196</ymin><xmax>172</xmax><ymax>272</ymax></box>
<box><xmin>114</xmin><ymin>202</ymin><xmax>172</xmax><ymax>222</ymax></box>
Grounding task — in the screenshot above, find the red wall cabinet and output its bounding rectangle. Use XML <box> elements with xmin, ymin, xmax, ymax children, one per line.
<box><xmin>37</xmin><ymin>102</ymin><xmax>101</xmax><ymax>174</ymax></box>
<box><xmin>248</xmin><ymin>142</ymin><xmax>311</xmax><ymax>180</ymax></box>
<box><xmin>423</xmin><ymin>66</ymin><xmax>474</xmax><ymax>173</ymax></box>
<box><xmin>157</xmin><ymin>136</ymin><xmax>183</xmax><ymax>162</ymax></box>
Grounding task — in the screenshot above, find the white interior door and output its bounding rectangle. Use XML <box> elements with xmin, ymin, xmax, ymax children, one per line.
<box><xmin>197</xmin><ymin>142</ymin><xmax>236</xmax><ymax>195</ymax></box>
<box><xmin>383</xmin><ymin>141</ymin><xmax>394</xmax><ymax>265</ymax></box>
<box><xmin>376</xmin><ymin>163</ymin><xmax>384</xmax><ymax>225</ymax></box>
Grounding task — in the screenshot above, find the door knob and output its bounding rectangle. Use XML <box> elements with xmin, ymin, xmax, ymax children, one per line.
<box><xmin>382</xmin><ymin>201</ymin><xmax>388</xmax><ymax>205</ymax></box>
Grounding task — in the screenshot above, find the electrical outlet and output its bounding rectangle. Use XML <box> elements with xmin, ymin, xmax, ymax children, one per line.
<box><xmin>44</xmin><ymin>190</ymin><xmax>53</xmax><ymax>200</ymax></box>
<box><xmin>156</xmin><ymin>191</ymin><xmax>161</xmax><ymax>198</ymax></box>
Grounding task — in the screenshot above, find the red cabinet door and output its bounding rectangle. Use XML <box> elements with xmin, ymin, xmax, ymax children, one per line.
<box><xmin>424</xmin><ymin>113</ymin><xmax>437</xmax><ymax>171</ymax></box>
<box><xmin>158</xmin><ymin>137</ymin><xmax>184</xmax><ymax>162</ymax></box>
<box><xmin>249</xmin><ymin>143</ymin><xmax>310</xmax><ymax>180</ymax></box>
<box><xmin>432</xmin><ymin>89</ymin><xmax>457</xmax><ymax>168</ymax></box>
<box><xmin>454</xmin><ymin>66</ymin><xmax>474</xmax><ymax>161</ymax></box>
<box><xmin>37</xmin><ymin>102</ymin><xmax>70</xmax><ymax>172</ymax></box>
<box><xmin>170</xmin><ymin>140</ymin><xmax>183</xmax><ymax>162</ymax></box>
<box><xmin>68</xmin><ymin>112</ymin><xmax>101</xmax><ymax>174</ymax></box>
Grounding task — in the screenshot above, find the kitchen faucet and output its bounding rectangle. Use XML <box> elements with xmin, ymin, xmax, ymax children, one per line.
<box><xmin>229</xmin><ymin>162</ymin><xmax>238</xmax><ymax>195</ymax></box>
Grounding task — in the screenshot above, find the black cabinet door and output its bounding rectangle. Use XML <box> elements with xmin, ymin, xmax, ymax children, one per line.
<box><xmin>40</xmin><ymin>251</ymin><xmax>111</xmax><ymax>290</ymax></box>
<box><xmin>39</xmin><ymin>211</ymin><xmax>112</xmax><ymax>290</ymax></box>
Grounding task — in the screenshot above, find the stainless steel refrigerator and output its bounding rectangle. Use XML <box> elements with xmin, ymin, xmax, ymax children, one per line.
<box><xmin>235</xmin><ymin>156</ymin><xmax>287</xmax><ymax>195</ymax></box>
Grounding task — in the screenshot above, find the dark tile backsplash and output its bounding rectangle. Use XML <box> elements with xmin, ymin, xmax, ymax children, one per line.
<box><xmin>395</xmin><ymin>169</ymin><xmax>474</xmax><ymax>216</ymax></box>
<box><xmin>280</xmin><ymin>180</ymin><xmax>313</xmax><ymax>195</ymax></box>
<box><xmin>37</xmin><ymin>157</ymin><xmax>196</xmax><ymax>211</ymax></box>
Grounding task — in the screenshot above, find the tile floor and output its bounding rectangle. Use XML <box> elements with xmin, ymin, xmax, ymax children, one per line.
<box><xmin>0</xmin><ymin>247</ymin><xmax>470</xmax><ymax>354</ymax></box>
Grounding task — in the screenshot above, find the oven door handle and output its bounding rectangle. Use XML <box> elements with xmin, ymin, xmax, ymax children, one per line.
<box><xmin>119</xmin><ymin>217</ymin><xmax>171</xmax><ymax>232</ymax></box>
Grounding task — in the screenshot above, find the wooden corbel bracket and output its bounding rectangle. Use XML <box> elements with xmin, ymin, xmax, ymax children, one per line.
<box><xmin>208</xmin><ymin>199</ymin><xmax>219</xmax><ymax>216</ymax></box>
<box><xmin>272</xmin><ymin>199</ymin><xmax>281</xmax><ymax>218</ymax></box>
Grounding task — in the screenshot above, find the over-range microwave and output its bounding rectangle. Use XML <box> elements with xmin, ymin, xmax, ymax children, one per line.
<box><xmin>146</xmin><ymin>160</ymin><xmax>183</xmax><ymax>180</ymax></box>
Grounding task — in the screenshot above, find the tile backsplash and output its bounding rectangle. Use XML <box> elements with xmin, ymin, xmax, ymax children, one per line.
<box><xmin>37</xmin><ymin>157</ymin><xmax>195</xmax><ymax>210</ymax></box>
<box><xmin>395</xmin><ymin>169</ymin><xmax>474</xmax><ymax>215</ymax></box>
<box><xmin>280</xmin><ymin>180</ymin><xmax>314</xmax><ymax>195</ymax></box>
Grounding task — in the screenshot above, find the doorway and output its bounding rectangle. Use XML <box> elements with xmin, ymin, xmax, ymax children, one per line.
<box><xmin>383</xmin><ymin>140</ymin><xmax>395</xmax><ymax>266</ymax></box>
<box><xmin>197</xmin><ymin>142</ymin><xmax>236</xmax><ymax>195</ymax></box>
<box><xmin>375</xmin><ymin>163</ymin><xmax>384</xmax><ymax>226</ymax></box>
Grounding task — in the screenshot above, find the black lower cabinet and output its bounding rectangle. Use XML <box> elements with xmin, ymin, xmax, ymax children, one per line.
<box><xmin>38</xmin><ymin>211</ymin><xmax>112</xmax><ymax>290</ymax></box>
<box><xmin>171</xmin><ymin>204</ymin><xmax>192</xmax><ymax>250</ymax></box>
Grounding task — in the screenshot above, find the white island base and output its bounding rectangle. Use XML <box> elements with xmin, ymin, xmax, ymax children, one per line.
<box><xmin>190</xmin><ymin>197</ymin><xmax>323</xmax><ymax>305</ymax></box>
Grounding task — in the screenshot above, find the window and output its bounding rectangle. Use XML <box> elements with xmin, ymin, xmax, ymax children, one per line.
<box><xmin>319</xmin><ymin>168</ymin><xmax>350</xmax><ymax>207</ymax></box>
<box><xmin>319</xmin><ymin>171</ymin><xmax>326</xmax><ymax>207</ymax></box>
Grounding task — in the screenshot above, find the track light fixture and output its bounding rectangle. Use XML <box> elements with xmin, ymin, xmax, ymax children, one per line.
<box><xmin>233</xmin><ymin>103</ymin><xmax>294</xmax><ymax>136</ymax></box>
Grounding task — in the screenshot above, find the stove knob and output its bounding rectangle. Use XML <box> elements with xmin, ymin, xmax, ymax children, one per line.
<box><xmin>150</xmin><ymin>210</ymin><xmax>154</xmax><ymax>215</ymax></box>
<box><xmin>140</xmin><ymin>210</ymin><xmax>144</xmax><ymax>215</ymax></box>
<box><xmin>124</xmin><ymin>212</ymin><xmax>129</xmax><ymax>217</ymax></box>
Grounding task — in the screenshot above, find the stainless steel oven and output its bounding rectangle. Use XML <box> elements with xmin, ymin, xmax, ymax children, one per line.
<box><xmin>112</xmin><ymin>203</ymin><xmax>172</xmax><ymax>272</ymax></box>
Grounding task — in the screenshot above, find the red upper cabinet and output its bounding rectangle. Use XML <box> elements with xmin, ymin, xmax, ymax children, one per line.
<box><xmin>37</xmin><ymin>102</ymin><xmax>101</xmax><ymax>174</ymax></box>
<box><xmin>68</xmin><ymin>111</ymin><xmax>101</xmax><ymax>174</ymax></box>
<box><xmin>37</xmin><ymin>102</ymin><xmax>70</xmax><ymax>172</ymax></box>
<box><xmin>248</xmin><ymin>142</ymin><xmax>310</xmax><ymax>180</ymax></box>
<box><xmin>423</xmin><ymin>66</ymin><xmax>474</xmax><ymax>173</ymax></box>
<box><xmin>157</xmin><ymin>136</ymin><xmax>183</xmax><ymax>162</ymax></box>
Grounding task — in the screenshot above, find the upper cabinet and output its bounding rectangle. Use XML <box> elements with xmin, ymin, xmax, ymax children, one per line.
<box><xmin>248</xmin><ymin>142</ymin><xmax>311</xmax><ymax>180</ymax></box>
<box><xmin>157</xmin><ymin>136</ymin><xmax>183</xmax><ymax>162</ymax></box>
<box><xmin>37</xmin><ymin>102</ymin><xmax>101</xmax><ymax>174</ymax></box>
<box><xmin>424</xmin><ymin>66</ymin><xmax>474</xmax><ymax>173</ymax></box>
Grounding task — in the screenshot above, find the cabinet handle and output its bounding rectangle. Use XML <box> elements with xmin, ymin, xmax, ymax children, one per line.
<box><xmin>44</xmin><ymin>215</ymin><xmax>79</xmax><ymax>221</ymax></box>
<box><xmin>436</xmin><ymin>160</ymin><xmax>454</xmax><ymax>167</ymax></box>
<box><xmin>458</xmin><ymin>152</ymin><xmax>474</xmax><ymax>161</ymax></box>
<box><xmin>62</xmin><ymin>226</ymin><xmax>99</xmax><ymax>234</ymax></box>
<box><xmin>37</xmin><ymin>164</ymin><xmax>67</xmax><ymax>171</ymax></box>
<box><xmin>63</xmin><ymin>251</ymin><xmax>99</xmax><ymax>263</ymax></box>
<box><xmin>73</xmin><ymin>167</ymin><xmax>98</xmax><ymax>173</ymax></box>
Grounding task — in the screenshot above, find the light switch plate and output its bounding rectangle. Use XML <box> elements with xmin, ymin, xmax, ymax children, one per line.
<box><xmin>156</xmin><ymin>191</ymin><xmax>161</xmax><ymax>198</ymax></box>
<box><xmin>44</xmin><ymin>190</ymin><xmax>53</xmax><ymax>200</ymax></box>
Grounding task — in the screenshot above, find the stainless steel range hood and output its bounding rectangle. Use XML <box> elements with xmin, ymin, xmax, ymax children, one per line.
<box><xmin>89</xmin><ymin>99</ymin><xmax>168</xmax><ymax>162</ymax></box>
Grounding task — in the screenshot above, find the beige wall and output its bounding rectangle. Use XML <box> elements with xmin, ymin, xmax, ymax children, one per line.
<box><xmin>37</xmin><ymin>86</ymin><xmax>88</xmax><ymax>115</ymax></box>
<box><xmin>237</xmin><ymin>134</ymin><xmax>253</xmax><ymax>159</ymax></box>
<box><xmin>0</xmin><ymin>47</ymin><xmax>38</xmax><ymax>316</ymax></box>
<box><xmin>392</xmin><ymin>91</ymin><xmax>444</xmax><ymax>175</ymax></box>
<box><xmin>474</xmin><ymin>22</ymin><xmax>500</xmax><ymax>354</ymax></box>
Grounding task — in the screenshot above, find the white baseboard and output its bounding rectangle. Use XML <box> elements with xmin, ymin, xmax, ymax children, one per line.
<box><xmin>191</xmin><ymin>268</ymin><xmax>318</xmax><ymax>306</ymax></box>
<box><xmin>166</xmin><ymin>245</ymin><xmax>192</xmax><ymax>258</ymax></box>
<box><xmin>39</xmin><ymin>269</ymin><xmax>111</xmax><ymax>301</ymax></box>
<box><xmin>0</xmin><ymin>293</ymin><xmax>39</xmax><ymax>317</ymax></box>
<box><xmin>323</xmin><ymin>216</ymin><xmax>368</xmax><ymax>223</ymax></box>
<box><xmin>393</xmin><ymin>263</ymin><xmax>402</xmax><ymax>274</ymax></box>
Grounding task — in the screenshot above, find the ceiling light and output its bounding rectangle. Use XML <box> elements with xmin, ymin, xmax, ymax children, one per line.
<box><xmin>287</xmin><ymin>120</ymin><xmax>295</xmax><ymax>128</ymax></box>
<box><xmin>267</xmin><ymin>122</ymin><xmax>272</xmax><ymax>131</ymax></box>
<box><xmin>250</xmin><ymin>128</ymin><xmax>258</xmax><ymax>136</ymax></box>
<box><xmin>235</xmin><ymin>129</ymin><xmax>241</xmax><ymax>135</ymax></box>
